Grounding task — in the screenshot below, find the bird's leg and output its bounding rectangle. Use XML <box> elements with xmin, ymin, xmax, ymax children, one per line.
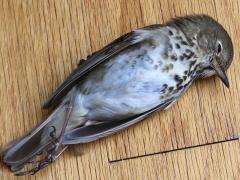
<box><xmin>14</xmin><ymin>89</ymin><xmax>77</xmax><ymax>176</ymax></box>
<box><xmin>50</xmin><ymin>88</ymin><xmax>76</xmax><ymax>152</ymax></box>
<box><xmin>57</xmin><ymin>89</ymin><xmax>76</xmax><ymax>145</ymax></box>
<box><xmin>15</xmin><ymin>144</ymin><xmax>68</xmax><ymax>176</ymax></box>
<box><xmin>14</xmin><ymin>134</ymin><xmax>69</xmax><ymax>176</ymax></box>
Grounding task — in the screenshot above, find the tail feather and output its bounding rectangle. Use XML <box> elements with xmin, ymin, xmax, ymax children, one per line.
<box><xmin>1</xmin><ymin>103</ymin><xmax>68</xmax><ymax>174</ymax></box>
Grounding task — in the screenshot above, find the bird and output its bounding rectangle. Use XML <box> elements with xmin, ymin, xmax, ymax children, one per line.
<box><xmin>1</xmin><ymin>14</ymin><xmax>233</xmax><ymax>175</ymax></box>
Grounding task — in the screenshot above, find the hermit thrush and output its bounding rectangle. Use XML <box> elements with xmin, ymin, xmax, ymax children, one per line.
<box><xmin>1</xmin><ymin>14</ymin><xmax>233</xmax><ymax>175</ymax></box>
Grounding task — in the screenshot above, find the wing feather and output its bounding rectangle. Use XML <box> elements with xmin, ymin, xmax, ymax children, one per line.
<box><xmin>62</xmin><ymin>99</ymin><xmax>173</xmax><ymax>144</ymax></box>
<box><xmin>43</xmin><ymin>32</ymin><xmax>138</xmax><ymax>108</ymax></box>
<box><xmin>43</xmin><ymin>24</ymin><xmax>164</xmax><ymax>109</ymax></box>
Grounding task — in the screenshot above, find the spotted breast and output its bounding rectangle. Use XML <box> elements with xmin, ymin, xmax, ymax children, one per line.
<box><xmin>75</xmin><ymin>26</ymin><xmax>200</xmax><ymax>122</ymax></box>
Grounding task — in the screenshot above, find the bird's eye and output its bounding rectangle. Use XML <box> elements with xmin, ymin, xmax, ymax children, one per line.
<box><xmin>217</xmin><ymin>43</ymin><xmax>222</xmax><ymax>54</ymax></box>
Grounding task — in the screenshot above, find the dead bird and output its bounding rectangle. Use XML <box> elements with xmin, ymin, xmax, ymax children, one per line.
<box><xmin>1</xmin><ymin>14</ymin><xmax>234</xmax><ymax>175</ymax></box>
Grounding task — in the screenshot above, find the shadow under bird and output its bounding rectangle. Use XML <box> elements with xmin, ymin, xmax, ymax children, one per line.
<box><xmin>1</xmin><ymin>14</ymin><xmax>234</xmax><ymax>175</ymax></box>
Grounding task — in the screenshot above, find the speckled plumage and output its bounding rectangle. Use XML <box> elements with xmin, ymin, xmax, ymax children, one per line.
<box><xmin>2</xmin><ymin>15</ymin><xmax>234</xmax><ymax>175</ymax></box>
<box><xmin>76</xmin><ymin>26</ymin><xmax>200</xmax><ymax>123</ymax></box>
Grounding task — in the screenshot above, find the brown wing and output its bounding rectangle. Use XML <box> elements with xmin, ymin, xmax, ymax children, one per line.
<box><xmin>43</xmin><ymin>31</ymin><xmax>137</xmax><ymax>109</ymax></box>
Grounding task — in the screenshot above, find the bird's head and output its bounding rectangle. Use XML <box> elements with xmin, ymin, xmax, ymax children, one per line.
<box><xmin>170</xmin><ymin>15</ymin><xmax>234</xmax><ymax>87</ymax></box>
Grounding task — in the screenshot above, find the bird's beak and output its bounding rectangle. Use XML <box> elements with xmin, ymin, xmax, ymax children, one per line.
<box><xmin>211</xmin><ymin>57</ymin><xmax>230</xmax><ymax>88</ymax></box>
